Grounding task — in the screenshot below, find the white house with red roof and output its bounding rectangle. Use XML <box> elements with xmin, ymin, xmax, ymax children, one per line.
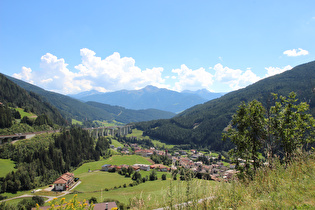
<box><xmin>53</xmin><ymin>172</ymin><xmax>74</xmax><ymax>191</ymax></box>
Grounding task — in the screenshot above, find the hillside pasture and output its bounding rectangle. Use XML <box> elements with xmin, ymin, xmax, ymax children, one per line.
<box><xmin>15</xmin><ymin>108</ymin><xmax>37</xmax><ymax>118</ymax></box>
<box><xmin>127</xmin><ymin>128</ymin><xmax>175</xmax><ymax>149</ymax></box>
<box><xmin>0</xmin><ymin>158</ymin><xmax>16</xmax><ymax>177</ymax></box>
<box><xmin>111</xmin><ymin>139</ymin><xmax>124</xmax><ymax>148</ymax></box>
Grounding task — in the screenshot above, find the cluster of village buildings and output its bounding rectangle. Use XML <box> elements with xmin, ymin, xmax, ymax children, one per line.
<box><xmin>52</xmin><ymin>143</ymin><xmax>238</xmax><ymax>192</ymax></box>
<box><xmin>110</xmin><ymin>143</ymin><xmax>238</xmax><ymax>181</ymax></box>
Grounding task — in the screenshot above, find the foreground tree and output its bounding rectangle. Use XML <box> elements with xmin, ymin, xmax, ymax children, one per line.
<box><xmin>224</xmin><ymin>92</ymin><xmax>315</xmax><ymax>177</ymax></box>
<box><xmin>269</xmin><ymin>92</ymin><xmax>315</xmax><ymax>164</ymax></box>
<box><xmin>223</xmin><ymin>100</ymin><xmax>266</xmax><ymax>175</ymax></box>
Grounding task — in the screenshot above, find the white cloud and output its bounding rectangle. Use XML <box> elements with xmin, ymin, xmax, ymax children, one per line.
<box><xmin>75</xmin><ymin>48</ymin><xmax>167</xmax><ymax>91</ymax></box>
<box><xmin>15</xmin><ymin>48</ymin><xmax>294</xmax><ymax>95</ymax></box>
<box><xmin>213</xmin><ymin>63</ymin><xmax>260</xmax><ymax>90</ymax></box>
<box><xmin>265</xmin><ymin>65</ymin><xmax>292</xmax><ymax>77</ymax></box>
<box><xmin>171</xmin><ymin>64</ymin><xmax>214</xmax><ymax>92</ymax></box>
<box><xmin>13</xmin><ymin>67</ymin><xmax>34</xmax><ymax>84</ymax></box>
<box><xmin>13</xmin><ymin>48</ymin><xmax>168</xmax><ymax>94</ymax></box>
<box><xmin>283</xmin><ymin>48</ymin><xmax>309</xmax><ymax>57</ymax></box>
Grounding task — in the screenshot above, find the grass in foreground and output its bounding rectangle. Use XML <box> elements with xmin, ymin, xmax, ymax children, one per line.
<box><xmin>200</xmin><ymin>153</ymin><xmax>315</xmax><ymax>209</ymax></box>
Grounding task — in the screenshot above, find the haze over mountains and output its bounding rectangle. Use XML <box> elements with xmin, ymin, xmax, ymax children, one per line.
<box><xmin>69</xmin><ymin>85</ymin><xmax>224</xmax><ymax>113</ymax></box>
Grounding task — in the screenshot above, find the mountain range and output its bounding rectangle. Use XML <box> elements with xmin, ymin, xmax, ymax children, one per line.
<box><xmin>69</xmin><ymin>85</ymin><xmax>223</xmax><ymax>113</ymax></box>
<box><xmin>2</xmin><ymin>60</ymin><xmax>314</xmax><ymax>151</ymax></box>
<box><xmin>4</xmin><ymin>75</ymin><xmax>175</xmax><ymax>124</ymax></box>
<box><xmin>134</xmin><ymin>60</ymin><xmax>315</xmax><ymax>151</ymax></box>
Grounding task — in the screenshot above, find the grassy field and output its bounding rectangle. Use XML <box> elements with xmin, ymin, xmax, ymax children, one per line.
<box><xmin>56</xmin><ymin>153</ymin><xmax>216</xmax><ymax>209</ymax></box>
<box><xmin>111</xmin><ymin>139</ymin><xmax>124</xmax><ymax>148</ymax></box>
<box><xmin>75</xmin><ymin>171</ymin><xmax>133</xmax><ymax>192</ymax></box>
<box><xmin>73</xmin><ymin>155</ymin><xmax>152</xmax><ymax>175</ymax></box>
<box><xmin>3</xmin><ymin>196</ymin><xmax>49</xmax><ymax>207</ymax></box>
<box><xmin>72</xmin><ymin>119</ymin><xmax>83</xmax><ymax>125</ymax></box>
<box><xmin>93</xmin><ymin>120</ymin><xmax>124</xmax><ymax>127</ymax></box>
<box><xmin>127</xmin><ymin>128</ymin><xmax>175</xmax><ymax>149</ymax></box>
<box><xmin>0</xmin><ymin>158</ymin><xmax>16</xmax><ymax>177</ymax></box>
<box><xmin>62</xmin><ymin>175</ymin><xmax>214</xmax><ymax>209</ymax></box>
<box><xmin>15</xmin><ymin>108</ymin><xmax>37</xmax><ymax>118</ymax></box>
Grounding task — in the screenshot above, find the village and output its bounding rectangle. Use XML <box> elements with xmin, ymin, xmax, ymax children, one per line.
<box><xmin>106</xmin><ymin>142</ymin><xmax>238</xmax><ymax>181</ymax></box>
<box><xmin>52</xmin><ymin>141</ymin><xmax>238</xmax><ymax>192</ymax></box>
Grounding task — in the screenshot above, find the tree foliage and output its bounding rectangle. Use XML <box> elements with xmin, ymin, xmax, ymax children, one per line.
<box><xmin>0</xmin><ymin>73</ymin><xmax>66</xmax><ymax>126</ymax></box>
<box><xmin>224</xmin><ymin>92</ymin><xmax>315</xmax><ymax>177</ymax></box>
<box><xmin>0</xmin><ymin>126</ymin><xmax>103</xmax><ymax>194</ymax></box>
<box><xmin>0</xmin><ymin>105</ymin><xmax>13</xmax><ymax>128</ymax></box>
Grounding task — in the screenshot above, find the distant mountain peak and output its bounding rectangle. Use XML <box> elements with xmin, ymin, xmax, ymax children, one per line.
<box><xmin>143</xmin><ymin>85</ymin><xmax>160</xmax><ymax>92</ymax></box>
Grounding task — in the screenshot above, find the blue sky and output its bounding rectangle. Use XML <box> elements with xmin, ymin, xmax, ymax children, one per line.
<box><xmin>0</xmin><ymin>0</ymin><xmax>314</xmax><ymax>94</ymax></box>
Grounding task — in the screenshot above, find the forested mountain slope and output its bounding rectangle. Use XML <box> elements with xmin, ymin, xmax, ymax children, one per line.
<box><xmin>86</xmin><ymin>101</ymin><xmax>175</xmax><ymax>123</ymax></box>
<box><xmin>6</xmin><ymin>75</ymin><xmax>175</xmax><ymax>123</ymax></box>
<box><xmin>0</xmin><ymin>73</ymin><xmax>66</xmax><ymax>125</ymax></box>
<box><xmin>135</xmin><ymin>60</ymin><xmax>315</xmax><ymax>151</ymax></box>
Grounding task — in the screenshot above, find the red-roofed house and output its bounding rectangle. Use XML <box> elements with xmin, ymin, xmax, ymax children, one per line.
<box><xmin>53</xmin><ymin>172</ymin><xmax>74</xmax><ymax>191</ymax></box>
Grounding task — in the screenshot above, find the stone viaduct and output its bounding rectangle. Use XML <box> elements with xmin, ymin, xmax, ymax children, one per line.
<box><xmin>84</xmin><ymin>125</ymin><xmax>132</xmax><ymax>138</ymax></box>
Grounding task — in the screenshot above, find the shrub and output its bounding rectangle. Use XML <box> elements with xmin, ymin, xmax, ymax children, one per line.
<box><xmin>32</xmin><ymin>196</ymin><xmax>45</xmax><ymax>206</ymax></box>
<box><xmin>89</xmin><ymin>196</ymin><xmax>97</xmax><ymax>204</ymax></box>
<box><xmin>149</xmin><ymin>170</ymin><xmax>158</xmax><ymax>181</ymax></box>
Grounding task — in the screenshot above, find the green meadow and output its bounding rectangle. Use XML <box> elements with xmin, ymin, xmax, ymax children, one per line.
<box><xmin>127</xmin><ymin>128</ymin><xmax>175</xmax><ymax>149</ymax></box>
<box><xmin>58</xmin><ymin>154</ymin><xmax>216</xmax><ymax>208</ymax></box>
<box><xmin>0</xmin><ymin>158</ymin><xmax>16</xmax><ymax>177</ymax></box>
<box><xmin>73</xmin><ymin>155</ymin><xmax>152</xmax><ymax>175</ymax></box>
<box><xmin>15</xmin><ymin>108</ymin><xmax>37</xmax><ymax>118</ymax></box>
<box><xmin>74</xmin><ymin>171</ymin><xmax>133</xmax><ymax>192</ymax></box>
<box><xmin>62</xmin><ymin>173</ymin><xmax>214</xmax><ymax>209</ymax></box>
<box><xmin>71</xmin><ymin>119</ymin><xmax>83</xmax><ymax>125</ymax></box>
<box><xmin>111</xmin><ymin>139</ymin><xmax>124</xmax><ymax>148</ymax></box>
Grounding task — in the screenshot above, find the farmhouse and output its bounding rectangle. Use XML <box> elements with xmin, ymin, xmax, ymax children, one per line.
<box><xmin>53</xmin><ymin>172</ymin><xmax>74</xmax><ymax>191</ymax></box>
<box><xmin>94</xmin><ymin>202</ymin><xmax>118</xmax><ymax>210</ymax></box>
<box><xmin>135</xmin><ymin>149</ymin><xmax>153</xmax><ymax>157</ymax></box>
<box><xmin>133</xmin><ymin>164</ymin><xmax>150</xmax><ymax>171</ymax></box>
<box><xmin>101</xmin><ymin>164</ymin><xmax>112</xmax><ymax>171</ymax></box>
<box><xmin>150</xmin><ymin>164</ymin><xmax>169</xmax><ymax>172</ymax></box>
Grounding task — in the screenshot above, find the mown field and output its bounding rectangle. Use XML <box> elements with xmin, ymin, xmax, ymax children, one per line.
<box><xmin>73</xmin><ymin>155</ymin><xmax>152</xmax><ymax>175</ymax></box>
<box><xmin>0</xmin><ymin>158</ymin><xmax>16</xmax><ymax>177</ymax></box>
<box><xmin>54</xmin><ymin>154</ymin><xmax>216</xmax><ymax>209</ymax></box>
<box><xmin>61</xmin><ymin>174</ymin><xmax>214</xmax><ymax>209</ymax></box>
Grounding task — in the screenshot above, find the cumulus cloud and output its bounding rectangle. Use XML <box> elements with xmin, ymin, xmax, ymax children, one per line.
<box><xmin>171</xmin><ymin>64</ymin><xmax>214</xmax><ymax>91</ymax></box>
<box><xmin>265</xmin><ymin>65</ymin><xmax>293</xmax><ymax>77</ymax></box>
<box><xmin>12</xmin><ymin>49</ymin><xmax>168</xmax><ymax>94</ymax></box>
<box><xmin>75</xmin><ymin>48</ymin><xmax>167</xmax><ymax>91</ymax></box>
<box><xmin>283</xmin><ymin>48</ymin><xmax>309</xmax><ymax>57</ymax></box>
<box><xmin>213</xmin><ymin>63</ymin><xmax>260</xmax><ymax>90</ymax></box>
<box><xmin>14</xmin><ymin>48</ymin><xmax>295</xmax><ymax>95</ymax></box>
<box><xmin>13</xmin><ymin>67</ymin><xmax>34</xmax><ymax>84</ymax></box>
